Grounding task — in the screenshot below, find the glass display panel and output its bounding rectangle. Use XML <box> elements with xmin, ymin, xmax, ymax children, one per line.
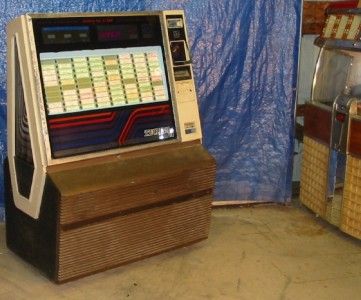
<box><xmin>40</xmin><ymin>46</ymin><xmax>169</xmax><ymax>115</ymax></box>
<box><xmin>34</xmin><ymin>16</ymin><xmax>177</xmax><ymax>159</ymax></box>
<box><xmin>312</xmin><ymin>49</ymin><xmax>351</xmax><ymax>105</ymax></box>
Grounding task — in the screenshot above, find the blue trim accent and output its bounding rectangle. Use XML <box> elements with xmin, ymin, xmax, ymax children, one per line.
<box><xmin>42</xmin><ymin>26</ymin><xmax>89</xmax><ymax>32</ymax></box>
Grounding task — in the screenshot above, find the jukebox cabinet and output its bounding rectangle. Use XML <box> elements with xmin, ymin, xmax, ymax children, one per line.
<box><xmin>5</xmin><ymin>11</ymin><xmax>216</xmax><ymax>282</ymax></box>
<box><xmin>300</xmin><ymin>7</ymin><xmax>361</xmax><ymax>239</ymax></box>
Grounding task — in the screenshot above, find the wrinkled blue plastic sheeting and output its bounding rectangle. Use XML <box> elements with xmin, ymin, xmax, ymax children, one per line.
<box><xmin>0</xmin><ymin>0</ymin><xmax>301</xmax><ymax>215</ymax></box>
<box><xmin>147</xmin><ymin>1</ymin><xmax>301</xmax><ymax>202</ymax></box>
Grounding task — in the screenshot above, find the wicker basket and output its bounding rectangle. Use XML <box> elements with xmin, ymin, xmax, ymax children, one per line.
<box><xmin>300</xmin><ymin>136</ymin><xmax>329</xmax><ymax>217</ymax></box>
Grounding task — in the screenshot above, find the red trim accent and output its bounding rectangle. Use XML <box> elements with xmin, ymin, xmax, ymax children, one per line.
<box><xmin>118</xmin><ymin>105</ymin><xmax>171</xmax><ymax>144</ymax></box>
<box><xmin>49</xmin><ymin>112</ymin><xmax>116</xmax><ymax>129</ymax></box>
<box><xmin>49</xmin><ymin>112</ymin><xmax>113</xmax><ymax>124</ymax></box>
<box><xmin>328</xmin><ymin>1</ymin><xmax>358</xmax><ymax>9</ymax></box>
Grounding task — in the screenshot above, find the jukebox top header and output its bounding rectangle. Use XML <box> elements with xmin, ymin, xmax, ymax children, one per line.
<box><xmin>317</xmin><ymin>8</ymin><xmax>361</xmax><ymax>49</ymax></box>
<box><xmin>312</xmin><ymin>8</ymin><xmax>361</xmax><ymax>108</ymax></box>
<box><xmin>33</xmin><ymin>15</ymin><xmax>163</xmax><ymax>49</ymax></box>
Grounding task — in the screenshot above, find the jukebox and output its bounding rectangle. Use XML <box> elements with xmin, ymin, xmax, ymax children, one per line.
<box><xmin>300</xmin><ymin>7</ymin><xmax>361</xmax><ymax>239</ymax></box>
<box><xmin>5</xmin><ymin>11</ymin><xmax>216</xmax><ymax>282</ymax></box>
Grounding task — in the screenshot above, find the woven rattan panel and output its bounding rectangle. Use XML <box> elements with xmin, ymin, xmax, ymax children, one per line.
<box><xmin>341</xmin><ymin>155</ymin><xmax>361</xmax><ymax>239</ymax></box>
<box><xmin>300</xmin><ymin>136</ymin><xmax>329</xmax><ymax>217</ymax></box>
<box><xmin>326</xmin><ymin>195</ymin><xmax>342</xmax><ymax>227</ymax></box>
<box><xmin>57</xmin><ymin>195</ymin><xmax>211</xmax><ymax>282</ymax></box>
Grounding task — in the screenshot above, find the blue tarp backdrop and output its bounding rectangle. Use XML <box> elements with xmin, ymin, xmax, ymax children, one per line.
<box><xmin>0</xmin><ymin>0</ymin><xmax>301</xmax><ymax>219</ymax></box>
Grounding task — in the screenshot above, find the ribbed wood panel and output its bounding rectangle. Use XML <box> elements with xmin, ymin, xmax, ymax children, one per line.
<box><xmin>49</xmin><ymin>144</ymin><xmax>213</xmax><ymax>197</ymax></box>
<box><xmin>300</xmin><ymin>136</ymin><xmax>329</xmax><ymax>217</ymax></box>
<box><xmin>341</xmin><ymin>155</ymin><xmax>361</xmax><ymax>239</ymax></box>
<box><xmin>57</xmin><ymin>196</ymin><xmax>211</xmax><ymax>282</ymax></box>
<box><xmin>49</xmin><ymin>144</ymin><xmax>215</xmax><ymax>226</ymax></box>
<box><xmin>60</xmin><ymin>166</ymin><xmax>215</xmax><ymax>226</ymax></box>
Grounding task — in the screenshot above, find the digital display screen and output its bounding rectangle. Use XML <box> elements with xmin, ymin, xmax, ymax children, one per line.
<box><xmin>42</xmin><ymin>26</ymin><xmax>90</xmax><ymax>44</ymax></box>
<box><xmin>97</xmin><ymin>25</ymin><xmax>138</xmax><ymax>42</ymax></box>
<box><xmin>39</xmin><ymin>46</ymin><xmax>169</xmax><ymax>115</ymax></box>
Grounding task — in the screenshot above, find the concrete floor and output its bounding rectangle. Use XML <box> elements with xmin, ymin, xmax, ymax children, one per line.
<box><xmin>0</xmin><ymin>203</ymin><xmax>360</xmax><ymax>300</ymax></box>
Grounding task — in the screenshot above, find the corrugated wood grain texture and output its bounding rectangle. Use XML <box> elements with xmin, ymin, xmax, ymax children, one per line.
<box><xmin>57</xmin><ymin>195</ymin><xmax>212</xmax><ymax>282</ymax></box>
<box><xmin>304</xmin><ymin>103</ymin><xmax>332</xmax><ymax>145</ymax></box>
<box><xmin>50</xmin><ymin>143</ymin><xmax>215</xmax><ymax>282</ymax></box>
<box><xmin>50</xmin><ymin>144</ymin><xmax>215</xmax><ymax>226</ymax></box>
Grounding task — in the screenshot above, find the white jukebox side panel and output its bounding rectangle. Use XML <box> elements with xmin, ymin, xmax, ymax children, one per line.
<box><xmin>7</xmin><ymin>16</ymin><xmax>47</xmax><ymax>219</ymax></box>
<box><xmin>161</xmin><ymin>10</ymin><xmax>203</xmax><ymax>143</ymax></box>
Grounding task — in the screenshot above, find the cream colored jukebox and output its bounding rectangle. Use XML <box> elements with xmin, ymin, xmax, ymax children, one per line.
<box><xmin>300</xmin><ymin>7</ymin><xmax>361</xmax><ymax>239</ymax></box>
<box><xmin>5</xmin><ymin>11</ymin><xmax>215</xmax><ymax>283</ymax></box>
